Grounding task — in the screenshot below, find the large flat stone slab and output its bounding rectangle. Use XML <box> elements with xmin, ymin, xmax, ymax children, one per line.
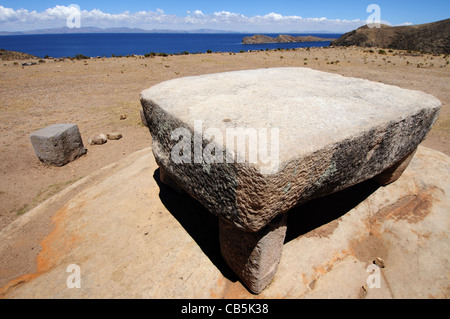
<box><xmin>140</xmin><ymin>67</ymin><xmax>441</xmax><ymax>232</ymax></box>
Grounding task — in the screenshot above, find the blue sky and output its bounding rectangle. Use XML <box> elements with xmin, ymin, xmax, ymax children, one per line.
<box><xmin>0</xmin><ymin>1</ymin><xmax>449</xmax><ymax>32</ymax></box>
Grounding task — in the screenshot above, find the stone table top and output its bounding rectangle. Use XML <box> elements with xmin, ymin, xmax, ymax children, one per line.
<box><xmin>140</xmin><ymin>67</ymin><xmax>441</xmax><ymax>231</ymax></box>
<box><xmin>141</xmin><ymin>67</ymin><xmax>440</xmax><ymax>168</ymax></box>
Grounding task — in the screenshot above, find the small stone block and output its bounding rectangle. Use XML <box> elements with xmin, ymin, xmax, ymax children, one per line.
<box><xmin>30</xmin><ymin>123</ymin><xmax>87</xmax><ymax>166</ymax></box>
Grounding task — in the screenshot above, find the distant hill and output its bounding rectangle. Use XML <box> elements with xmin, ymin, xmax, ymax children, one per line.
<box><xmin>0</xmin><ymin>26</ymin><xmax>239</xmax><ymax>35</ymax></box>
<box><xmin>331</xmin><ymin>19</ymin><xmax>450</xmax><ymax>54</ymax></box>
<box><xmin>242</xmin><ymin>34</ymin><xmax>337</xmax><ymax>44</ymax></box>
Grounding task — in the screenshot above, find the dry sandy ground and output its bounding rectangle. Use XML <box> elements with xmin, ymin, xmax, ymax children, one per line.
<box><xmin>0</xmin><ymin>46</ymin><xmax>448</xmax><ymax>237</ymax></box>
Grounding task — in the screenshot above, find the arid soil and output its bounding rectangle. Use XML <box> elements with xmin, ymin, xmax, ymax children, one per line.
<box><xmin>0</xmin><ymin>46</ymin><xmax>449</xmax><ymax>232</ymax></box>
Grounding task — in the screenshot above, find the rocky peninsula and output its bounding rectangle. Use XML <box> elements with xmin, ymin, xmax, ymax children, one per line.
<box><xmin>242</xmin><ymin>34</ymin><xmax>337</xmax><ymax>44</ymax></box>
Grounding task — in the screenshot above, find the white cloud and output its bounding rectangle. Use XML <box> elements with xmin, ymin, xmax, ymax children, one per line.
<box><xmin>0</xmin><ymin>5</ymin><xmax>370</xmax><ymax>32</ymax></box>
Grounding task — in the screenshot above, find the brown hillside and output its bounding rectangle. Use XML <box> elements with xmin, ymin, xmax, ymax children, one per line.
<box><xmin>331</xmin><ymin>19</ymin><xmax>450</xmax><ymax>54</ymax></box>
<box><xmin>0</xmin><ymin>49</ymin><xmax>39</xmax><ymax>61</ymax></box>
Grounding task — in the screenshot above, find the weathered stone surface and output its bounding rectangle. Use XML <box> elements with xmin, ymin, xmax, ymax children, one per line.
<box><xmin>140</xmin><ymin>67</ymin><xmax>441</xmax><ymax>232</ymax></box>
<box><xmin>30</xmin><ymin>124</ymin><xmax>87</xmax><ymax>166</ymax></box>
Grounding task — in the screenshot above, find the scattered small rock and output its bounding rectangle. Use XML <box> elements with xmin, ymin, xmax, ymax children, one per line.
<box><xmin>359</xmin><ymin>285</ymin><xmax>368</xmax><ymax>298</ymax></box>
<box><xmin>107</xmin><ymin>132</ymin><xmax>122</xmax><ymax>140</ymax></box>
<box><xmin>374</xmin><ymin>257</ymin><xmax>385</xmax><ymax>268</ymax></box>
<box><xmin>88</xmin><ymin>134</ymin><xmax>107</xmax><ymax>145</ymax></box>
<box><xmin>119</xmin><ymin>114</ymin><xmax>127</xmax><ymax>120</ymax></box>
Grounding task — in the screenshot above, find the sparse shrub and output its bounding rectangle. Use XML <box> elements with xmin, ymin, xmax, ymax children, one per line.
<box><xmin>206</xmin><ymin>50</ymin><xmax>213</xmax><ymax>54</ymax></box>
<box><xmin>378</xmin><ymin>49</ymin><xmax>387</xmax><ymax>55</ymax></box>
<box><xmin>75</xmin><ymin>54</ymin><xmax>89</xmax><ymax>60</ymax></box>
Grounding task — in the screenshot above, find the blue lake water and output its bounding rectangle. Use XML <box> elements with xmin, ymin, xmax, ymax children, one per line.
<box><xmin>0</xmin><ymin>33</ymin><xmax>341</xmax><ymax>58</ymax></box>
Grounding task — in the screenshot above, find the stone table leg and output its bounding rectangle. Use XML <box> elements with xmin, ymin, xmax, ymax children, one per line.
<box><xmin>219</xmin><ymin>214</ymin><xmax>287</xmax><ymax>294</ymax></box>
<box><xmin>372</xmin><ymin>148</ymin><xmax>417</xmax><ymax>186</ymax></box>
<box><xmin>159</xmin><ymin>166</ymin><xmax>184</xmax><ymax>193</ymax></box>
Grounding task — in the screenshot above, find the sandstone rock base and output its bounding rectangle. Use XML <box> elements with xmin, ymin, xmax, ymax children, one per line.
<box><xmin>0</xmin><ymin>146</ymin><xmax>448</xmax><ymax>298</ymax></box>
